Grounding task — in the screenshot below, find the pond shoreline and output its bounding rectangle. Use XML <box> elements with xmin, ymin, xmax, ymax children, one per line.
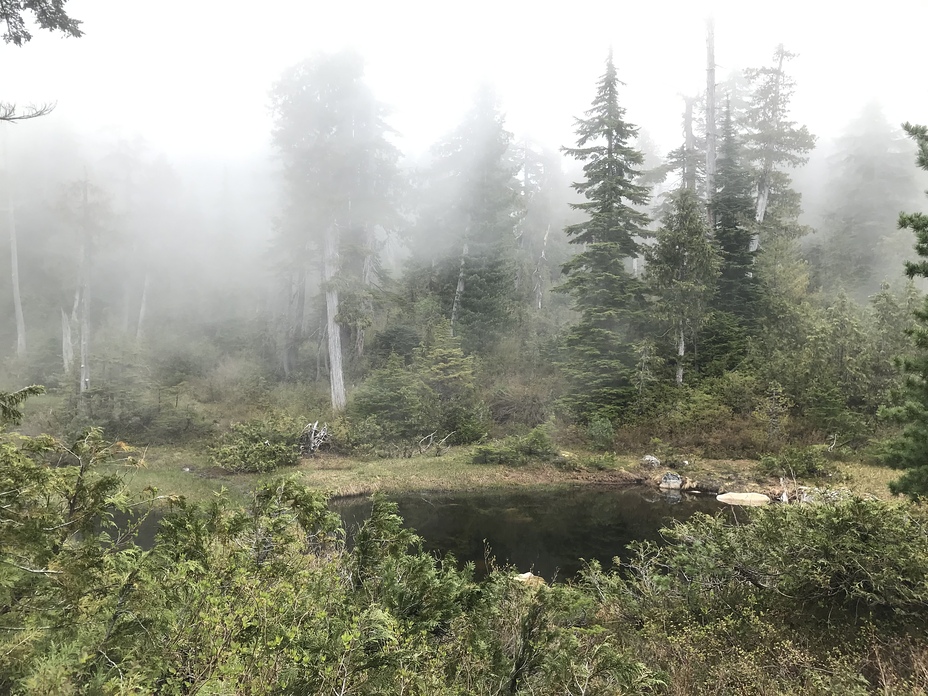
<box><xmin>116</xmin><ymin>444</ymin><xmax>900</xmax><ymax>504</ymax></box>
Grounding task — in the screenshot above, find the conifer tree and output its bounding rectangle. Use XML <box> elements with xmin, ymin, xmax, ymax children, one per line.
<box><xmin>712</xmin><ymin>100</ymin><xmax>757</xmax><ymax>319</ymax></box>
<box><xmin>646</xmin><ymin>187</ymin><xmax>720</xmax><ymax>385</ymax></box>
<box><xmin>883</xmin><ymin>123</ymin><xmax>928</xmax><ymax>497</ymax></box>
<box><xmin>270</xmin><ymin>51</ymin><xmax>398</xmax><ymax>410</ymax></box>
<box><xmin>741</xmin><ymin>45</ymin><xmax>816</xmax><ymax>240</ymax></box>
<box><xmin>558</xmin><ymin>51</ymin><xmax>650</xmax><ymax>421</ymax></box>
<box><xmin>410</xmin><ymin>86</ymin><xmax>521</xmax><ymax>353</ymax></box>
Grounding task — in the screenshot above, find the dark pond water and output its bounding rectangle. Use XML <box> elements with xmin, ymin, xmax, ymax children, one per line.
<box><xmin>333</xmin><ymin>486</ymin><xmax>723</xmax><ymax>580</ymax></box>
<box><xmin>117</xmin><ymin>486</ymin><xmax>723</xmax><ymax>581</ymax></box>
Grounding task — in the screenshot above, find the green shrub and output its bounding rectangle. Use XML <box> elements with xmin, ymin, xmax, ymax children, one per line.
<box><xmin>585</xmin><ymin>415</ymin><xmax>615</xmax><ymax>451</ymax></box>
<box><xmin>759</xmin><ymin>445</ymin><xmax>837</xmax><ymax>480</ymax></box>
<box><xmin>209</xmin><ymin>413</ymin><xmax>303</xmax><ymax>473</ymax></box>
<box><xmin>471</xmin><ymin>426</ymin><xmax>556</xmax><ymax>465</ymax></box>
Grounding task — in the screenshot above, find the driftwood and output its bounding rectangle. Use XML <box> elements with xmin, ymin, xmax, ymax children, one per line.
<box><xmin>299</xmin><ymin>421</ymin><xmax>329</xmax><ymax>457</ymax></box>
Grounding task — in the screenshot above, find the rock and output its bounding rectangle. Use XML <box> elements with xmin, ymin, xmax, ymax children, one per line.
<box><xmin>659</xmin><ymin>472</ymin><xmax>683</xmax><ymax>490</ymax></box>
<box><xmin>696</xmin><ymin>479</ymin><xmax>723</xmax><ymax>494</ymax></box>
<box><xmin>641</xmin><ymin>454</ymin><xmax>661</xmax><ymax>468</ymax></box>
<box><xmin>513</xmin><ymin>571</ymin><xmax>545</xmax><ymax>587</ymax></box>
<box><xmin>715</xmin><ymin>492</ymin><xmax>771</xmax><ymax>507</ymax></box>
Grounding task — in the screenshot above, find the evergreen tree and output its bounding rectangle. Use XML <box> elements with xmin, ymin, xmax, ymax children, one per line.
<box><xmin>711</xmin><ymin>100</ymin><xmax>758</xmax><ymax>319</ymax></box>
<box><xmin>557</xmin><ymin>51</ymin><xmax>650</xmax><ymax>422</ymax></box>
<box><xmin>270</xmin><ymin>51</ymin><xmax>399</xmax><ymax>409</ymax></box>
<box><xmin>883</xmin><ymin>123</ymin><xmax>928</xmax><ymax>497</ymax></box>
<box><xmin>409</xmin><ymin>86</ymin><xmax>521</xmax><ymax>353</ymax></box>
<box><xmin>646</xmin><ymin>187</ymin><xmax>720</xmax><ymax>385</ymax></box>
<box><xmin>741</xmin><ymin>45</ymin><xmax>816</xmax><ymax>240</ymax></box>
<box><xmin>812</xmin><ymin>103</ymin><xmax>923</xmax><ymax>298</ymax></box>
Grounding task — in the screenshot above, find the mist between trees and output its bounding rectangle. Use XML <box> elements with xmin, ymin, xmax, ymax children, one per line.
<box><xmin>3</xmin><ymin>28</ymin><xmax>928</xmax><ymax>476</ymax></box>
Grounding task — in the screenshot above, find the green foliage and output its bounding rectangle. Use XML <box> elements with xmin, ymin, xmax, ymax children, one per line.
<box><xmin>585</xmin><ymin>415</ymin><xmax>614</xmax><ymax>451</ymax></box>
<box><xmin>3</xmin><ymin>390</ymin><xmax>928</xmax><ymax>695</ymax></box>
<box><xmin>0</xmin><ymin>385</ymin><xmax>45</xmax><ymax>427</ymax></box>
<box><xmin>557</xmin><ymin>51</ymin><xmax>651</xmax><ymax>423</ymax></box>
<box><xmin>349</xmin><ymin>354</ymin><xmax>435</xmax><ymax>443</ymax></box>
<box><xmin>646</xmin><ymin>187</ymin><xmax>721</xmax><ymax>384</ymax></box>
<box><xmin>209</xmin><ymin>413</ymin><xmax>303</xmax><ymax>473</ymax></box>
<box><xmin>881</xmin><ymin>123</ymin><xmax>928</xmax><ymax>498</ymax></box>
<box><xmin>712</xmin><ymin>100</ymin><xmax>759</xmax><ymax>321</ymax></box>
<box><xmin>759</xmin><ymin>445</ymin><xmax>837</xmax><ymax>480</ymax></box>
<box><xmin>471</xmin><ymin>425</ymin><xmax>557</xmax><ymax>465</ymax></box>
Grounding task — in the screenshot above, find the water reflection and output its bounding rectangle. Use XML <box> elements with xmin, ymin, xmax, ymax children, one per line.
<box><xmin>334</xmin><ymin>486</ymin><xmax>722</xmax><ymax>580</ymax></box>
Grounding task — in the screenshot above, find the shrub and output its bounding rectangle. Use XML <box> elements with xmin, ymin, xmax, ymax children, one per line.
<box><xmin>759</xmin><ymin>445</ymin><xmax>838</xmax><ymax>480</ymax></box>
<box><xmin>471</xmin><ymin>426</ymin><xmax>556</xmax><ymax>465</ymax></box>
<box><xmin>209</xmin><ymin>413</ymin><xmax>303</xmax><ymax>473</ymax></box>
<box><xmin>586</xmin><ymin>416</ymin><xmax>615</xmax><ymax>451</ymax></box>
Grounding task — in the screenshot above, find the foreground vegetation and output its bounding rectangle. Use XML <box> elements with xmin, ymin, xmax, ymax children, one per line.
<box><xmin>4</xmin><ymin>421</ymin><xmax>928</xmax><ymax>695</ymax></box>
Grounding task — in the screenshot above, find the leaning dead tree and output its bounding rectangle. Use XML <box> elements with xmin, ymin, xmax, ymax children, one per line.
<box><xmin>299</xmin><ymin>421</ymin><xmax>329</xmax><ymax>457</ymax></box>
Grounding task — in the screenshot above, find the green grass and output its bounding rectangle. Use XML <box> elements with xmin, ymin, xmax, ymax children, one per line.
<box><xmin>107</xmin><ymin>443</ymin><xmax>646</xmax><ymax>502</ymax></box>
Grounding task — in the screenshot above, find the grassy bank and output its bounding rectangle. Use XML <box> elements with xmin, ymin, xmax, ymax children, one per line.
<box><xmin>104</xmin><ymin>442</ymin><xmax>904</xmax><ymax>504</ymax></box>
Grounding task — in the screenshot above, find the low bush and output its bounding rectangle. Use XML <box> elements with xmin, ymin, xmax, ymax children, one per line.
<box><xmin>759</xmin><ymin>444</ymin><xmax>838</xmax><ymax>480</ymax></box>
<box><xmin>471</xmin><ymin>426</ymin><xmax>557</xmax><ymax>465</ymax></box>
<box><xmin>209</xmin><ymin>413</ymin><xmax>304</xmax><ymax>473</ymax></box>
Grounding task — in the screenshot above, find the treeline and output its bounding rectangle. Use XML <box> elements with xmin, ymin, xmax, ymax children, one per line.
<box><xmin>1</xmin><ymin>36</ymin><xmax>927</xmax><ymax>464</ymax></box>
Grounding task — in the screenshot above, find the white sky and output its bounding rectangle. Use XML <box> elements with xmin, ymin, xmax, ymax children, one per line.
<box><xmin>2</xmin><ymin>0</ymin><xmax>927</xmax><ymax>163</ymax></box>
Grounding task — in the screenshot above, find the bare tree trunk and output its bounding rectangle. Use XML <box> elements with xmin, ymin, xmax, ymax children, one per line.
<box><xmin>532</xmin><ymin>225</ymin><xmax>550</xmax><ymax>310</ymax></box>
<box><xmin>683</xmin><ymin>97</ymin><xmax>697</xmax><ymax>191</ymax></box>
<box><xmin>355</xmin><ymin>226</ymin><xmax>375</xmax><ymax>357</ymax></box>
<box><xmin>450</xmin><ymin>242</ymin><xmax>468</xmax><ymax>336</ymax></box>
<box><xmin>79</xmin><ymin>177</ymin><xmax>91</xmax><ymax>404</ymax></box>
<box><xmin>61</xmin><ymin>309</ymin><xmax>73</xmax><ymax>373</ymax></box>
<box><xmin>135</xmin><ymin>272</ymin><xmax>149</xmax><ymax>342</ymax></box>
<box><xmin>676</xmin><ymin>323</ymin><xmax>685</xmax><ymax>386</ymax></box>
<box><xmin>315</xmin><ymin>321</ymin><xmax>326</xmax><ymax>382</ymax></box>
<box><xmin>3</xmin><ymin>128</ymin><xmax>25</xmax><ymax>357</ymax></box>
<box><xmin>9</xmin><ymin>198</ymin><xmax>25</xmax><ymax>357</ymax></box>
<box><xmin>280</xmin><ymin>271</ymin><xmax>306</xmax><ymax>379</ymax></box>
<box><xmin>706</xmin><ymin>18</ymin><xmax>717</xmax><ymax>227</ymax></box>
<box><xmin>323</xmin><ymin>226</ymin><xmax>346</xmax><ymax>412</ymax></box>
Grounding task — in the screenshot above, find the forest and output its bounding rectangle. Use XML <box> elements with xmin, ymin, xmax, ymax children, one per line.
<box><xmin>5</xmin><ymin>1</ymin><xmax>928</xmax><ymax>694</ymax></box>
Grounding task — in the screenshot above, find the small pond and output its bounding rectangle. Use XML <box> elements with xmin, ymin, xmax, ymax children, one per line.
<box><xmin>117</xmin><ymin>485</ymin><xmax>724</xmax><ymax>581</ymax></box>
<box><xmin>333</xmin><ymin>486</ymin><xmax>724</xmax><ymax>580</ymax></box>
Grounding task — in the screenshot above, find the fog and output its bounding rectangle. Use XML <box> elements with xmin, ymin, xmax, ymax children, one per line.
<box><xmin>4</xmin><ymin>1</ymin><xmax>927</xmax><ymax>160</ymax></box>
<box><xmin>2</xmin><ymin>0</ymin><xmax>928</xmax><ymax>432</ymax></box>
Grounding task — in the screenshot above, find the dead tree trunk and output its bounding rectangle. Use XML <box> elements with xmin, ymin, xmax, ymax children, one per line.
<box><xmin>9</xmin><ymin>196</ymin><xmax>25</xmax><ymax>357</ymax></box>
<box><xmin>532</xmin><ymin>225</ymin><xmax>550</xmax><ymax>310</ymax></box>
<box><xmin>706</xmin><ymin>18</ymin><xmax>717</xmax><ymax>227</ymax></box>
<box><xmin>323</xmin><ymin>226</ymin><xmax>346</xmax><ymax>412</ymax></box>
<box><xmin>3</xmin><ymin>128</ymin><xmax>25</xmax><ymax>357</ymax></box>
<box><xmin>676</xmin><ymin>322</ymin><xmax>685</xmax><ymax>386</ymax></box>
<box><xmin>355</xmin><ymin>225</ymin><xmax>375</xmax><ymax>358</ymax></box>
<box><xmin>683</xmin><ymin>97</ymin><xmax>697</xmax><ymax>191</ymax></box>
<box><xmin>450</xmin><ymin>242</ymin><xmax>468</xmax><ymax>337</ymax></box>
<box><xmin>78</xmin><ymin>177</ymin><xmax>91</xmax><ymax>406</ymax></box>
<box><xmin>280</xmin><ymin>271</ymin><xmax>306</xmax><ymax>379</ymax></box>
<box><xmin>135</xmin><ymin>272</ymin><xmax>149</xmax><ymax>343</ymax></box>
<box><xmin>61</xmin><ymin>309</ymin><xmax>73</xmax><ymax>373</ymax></box>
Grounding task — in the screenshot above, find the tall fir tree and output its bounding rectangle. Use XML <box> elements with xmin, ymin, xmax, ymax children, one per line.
<box><xmin>711</xmin><ymin>100</ymin><xmax>758</xmax><ymax>319</ymax></box>
<box><xmin>883</xmin><ymin>122</ymin><xmax>928</xmax><ymax>497</ymax></box>
<box><xmin>557</xmin><ymin>51</ymin><xmax>650</xmax><ymax>422</ymax></box>
<box><xmin>408</xmin><ymin>86</ymin><xmax>521</xmax><ymax>353</ymax></box>
<box><xmin>812</xmin><ymin>103</ymin><xmax>924</xmax><ymax>298</ymax></box>
<box><xmin>270</xmin><ymin>51</ymin><xmax>399</xmax><ymax>410</ymax></box>
<box><xmin>646</xmin><ymin>187</ymin><xmax>720</xmax><ymax>385</ymax></box>
<box><xmin>741</xmin><ymin>45</ymin><xmax>816</xmax><ymax>241</ymax></box>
